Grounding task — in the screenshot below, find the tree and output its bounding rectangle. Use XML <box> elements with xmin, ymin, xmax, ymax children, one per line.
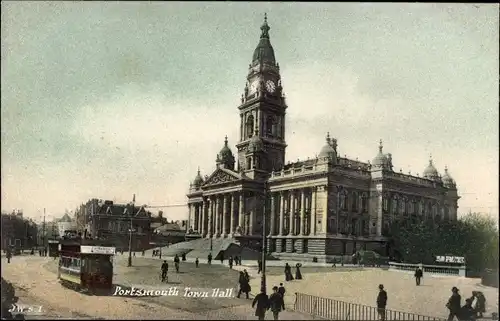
<box><xmin>389</xmin><ymin>212</ymin><xmax>498</xmax><ymax>270</ymax></box>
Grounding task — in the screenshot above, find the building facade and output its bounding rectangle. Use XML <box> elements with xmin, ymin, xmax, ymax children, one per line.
<box><xmin>186</xmin><ymin>16</ymin><xmax>460</xmax><ymax>261</ymax></box>
<box><xmin>82</xmin><ymin>199</ymin><xmax>152</xmax><ymax>250</ymax></box>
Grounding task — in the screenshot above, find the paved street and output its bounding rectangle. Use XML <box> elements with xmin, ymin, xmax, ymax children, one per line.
<box><xmin>1</xmin><ymin>255</ymin><xmax>310</xmax><ymax>320</ymax></box>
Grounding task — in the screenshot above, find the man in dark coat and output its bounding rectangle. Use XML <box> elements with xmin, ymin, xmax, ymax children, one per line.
<box><xmin>446</xmin><ymin>287</ymin><xmax>462</xmax><ymax>321</ymax></box>
<box><xmin>228</xmin><ymin>256</ymin><xmax>234</xmax><ymax>269</ymax></box>
<box><xmin>471</xmin><ymin>291</ymin><xmax>486</xmax><ymax>318</ymax></box>
<box><xmin>278</xmin><ymin>283</ymin><xmax>286</xmax><ymax>299</ymax></box>
<box><xmin>269</xmin><ymin>286</ymin><xmax>285</xmax><ymax>320</ymax></box>
<box><xmin>284</xmin><ymin>263</ymin><xmax>293</xmax><ymax>281</ymax></box>
<box><xmin>237</xmin><ymin>271</ymin><xmax>250</xmax><ymax>299</ymax></box>
<box><xmin>459</xmin><ymin>298</ymin><xmax>476</xmax><ymax>321</ymax></box>
<box><xmin>377</xmin><ymin>284</ymin><xmax>387</xmax><ymax>321</ymax></box>
<box><xmin>252</xmin><ymin>290</ymin><xmax>270</xmax><ymax>320</ymax></box>
<box><xmin>414</xmin><ymin>266</ymin><xmax>423</xmax><ymax>286</ymax></box>
<box><xmin>207</xmin><ymin>253</ymin><xmax>212</xmax><ymax>265</ymax></box>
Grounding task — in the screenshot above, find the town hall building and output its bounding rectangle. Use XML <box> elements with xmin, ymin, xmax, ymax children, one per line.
<box><xmin>186</xmin><ymin>15</ymin><xmax>460</xmax><ymax>261</ymax></box>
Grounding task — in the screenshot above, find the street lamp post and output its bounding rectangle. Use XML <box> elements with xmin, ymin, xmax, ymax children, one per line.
<box><xmin>261</xmin><ymin>183</ymin><xmax>268</xmax><ymax>294</ymax></box>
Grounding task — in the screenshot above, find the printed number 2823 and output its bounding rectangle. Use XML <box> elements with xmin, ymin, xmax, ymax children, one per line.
<box><xmin>8</xmin><ymin>304</ymin><xmax>43</xmax><ymax>314</ymax></box>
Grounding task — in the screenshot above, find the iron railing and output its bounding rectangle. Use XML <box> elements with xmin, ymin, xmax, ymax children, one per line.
<box><xmin>294</xmin><ymin>292</ymin><xmax>445</xmax><ymax>320</ymax></box>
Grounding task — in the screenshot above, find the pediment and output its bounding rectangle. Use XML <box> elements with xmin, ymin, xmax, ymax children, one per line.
<box><xmin>203</xmin><ymin>168</ymin><xmax>240</xmax><ymax>186</ymax></box>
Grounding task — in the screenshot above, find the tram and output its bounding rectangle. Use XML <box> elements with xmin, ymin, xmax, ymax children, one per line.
<box><xmin>58</xmin><ymin>239</ymin><xmax>115</xmax><ymax>293</ymax></box>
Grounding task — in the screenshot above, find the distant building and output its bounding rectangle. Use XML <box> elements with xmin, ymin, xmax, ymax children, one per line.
<box><xmin>57</xmin><ymin>213</ymin><xmax>75</xmax><ymax>237</ymax></box>
<box><xmin>82</xmin><ymin>199</ymin><xmax>152</xmax><ymax>250</ymax></box>
<box><xmin>1</xmin><ymin>211</ymin><xmax>37</xmax><ymax>249</ymax></box>
<box><xmin>152</xmin><ymin>221</ymin><xmax>186</xmax><ymax>245</ymax></box>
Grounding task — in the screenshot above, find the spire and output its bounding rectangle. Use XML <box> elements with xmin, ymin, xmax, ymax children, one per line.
<box><xmin>326</xmin><ymin>132</ymin><xmax>331</xmax><ymax>143</ymax></box>
<box><xmin>197</xmin><ymin>166</ymin><xmax>200</xmax><ymax>175</ymax></box>
<box><xmin>379</xmin><ymin>139</ymin><xmax>383</xmax><ymax>153</ymax></box>
<box><xmin>260</xmin><ymin>13</ymin><xmax>270</xmax><ymax>39</ymax></box>
<box><xmin>429</xmin><ymin>153</ymin><xmax>433</xmax><ymax>165</ymax></box>
<box><xmin>444</xmin><ymin>165</ymin><xmax>448</xmax><ymax>173</ymax></box>
<box><xmin>224</xmin><ymin>135</ymin><xmax>228</xmax><ymax>146</ymax></box>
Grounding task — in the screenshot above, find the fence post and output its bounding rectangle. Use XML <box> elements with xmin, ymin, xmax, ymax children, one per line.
<box><xmin>294</xmin><ymin>292</ymin><xmax>297</xmax><ymax>311</ymax></box>
<box><xmin>312</xmin><ymin>297</ymin><xmax>317</xmax><ymax>320</ymax></box>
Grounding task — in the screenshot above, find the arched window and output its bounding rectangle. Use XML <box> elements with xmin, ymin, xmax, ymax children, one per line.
<box><xmin>420</xmin><ymin>200</ymin><xmax>425</xmax><ymax>216</ymax></box>
<box><xmin>340</xmin><ymin>192</ymin><xmax>348</xmax><ymax>211</ymax></box>
<box><xmin>432</xmin><ymin>204</ymin><xmax>437</xmax><ymax>217</ymax></box>
<box><xmin>246</xmin><ymin>115</ymin><xmax>254</xmax><ymax>138</ymax></box>
<box><xmin>266</xmin><ymin>116</ymin><xmax>274</xmax><ymax>136</ymax></box>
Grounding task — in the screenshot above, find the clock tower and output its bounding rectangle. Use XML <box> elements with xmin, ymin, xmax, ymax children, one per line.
<box><xmin>236</xmin><ymin>14</ymin><xmax>288</xmax><ymax>181</ymax></box>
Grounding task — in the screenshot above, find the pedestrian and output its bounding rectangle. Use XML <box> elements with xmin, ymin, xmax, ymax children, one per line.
<box><xmin>142</xmin><ymin>250</ymin><xmax>145</xmax><ymax>256</ymax></box>
<box><xmin>284</xmin><ymin>263</ymin><xmax>293</xmax><ymax>281</ymax></box>
<box><xmin>377</xmin><ymin>284</ymin><xmax>387</xmax><ymax>321</ymax></box>
<box><xmin>207</xmin><ymin>253</ymin><xmax>212</xmax><ymax>265</ymax></box>
<box><xmin>237</xmin><ymin>271</ymin><xmax>251</xmax><ymax>299</ymax></box>
<box><xmin>252</xmin><ymin>289</ymin><xmax>270</xmax><ymax>321</ymax></box>
<box><xmin>174</xmin><ymin>254</ymin><xmax>180</xmax><ymax>273</ymax></box>
<box><xmin>278</xmin><ymin>283</ymin><xmax>286</xmax><ymax>299</ymax></box>
<box><xmin>244</xmin><ymin>269</ymin><xmax>250</xmax><ymax>283</ymax></box>
<box><xmin>269</xmin><ymin>286</ymin><xmax>285</xmax><ymax>320</ymax></box>
<box><xmin>220</xmin><ymin>251</ymin><xmax>225</xmax><ymax>264</ymax></box>
<box><xmin>258</xmin><ymin>259</ymin><xmax>262</xmax><ymax>274</ymax></box>
<box><xmin>182</xmin><ymin>253</ymin><xmax>186</xmax><ymax>261</ymax></box>
<box><xmin>295</xmin><ymin>263</ymin><xmax>303</xmax><ymax>280</ymax></box>
<box><xmin>471</xmin><ymin>291</ymin><xmax>486</xmax><ymax>318</ymax></box>
<box><xmin>459</xmin><ymin>298</ymin><xmax>476</xmax><ymax>321</ymax></box>
<box><xmin>414</xmin><ymin>266</ymin><xmax>423</xmax><ymax>286</ymax></box>
<box><xmin>229</xmin><ymin>256</ymin><xmax>234</xmax><ymax>269</ymax></box>
<box><xmin>195</xmin><ymin>258</ymin><xmax>199</xmax><ymax>268</ymax></box>
<box><xmin>6</xmin><ymin>249</ymin><xmax>12</xmax><ymax>264</ymax></box>
<box><xmin>446</xmin><ymin>287</ymin><xmax>462</xmax><ymax>321</ymax></box>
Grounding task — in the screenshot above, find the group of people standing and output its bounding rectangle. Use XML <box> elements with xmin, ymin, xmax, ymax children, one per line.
<box><xmin>446</xmin><ymin>287</ymin><xmax>487</xmax><ymax>321</ymax></box>
<box><xmin>284</xmin><ymin>263</ymin><xmax>302</xmax><ymax>281</ymax></box>
<box><xmin>252</xmin><ymin>284</ymin><xmax>287</xmax><ymax>320</ymax></box>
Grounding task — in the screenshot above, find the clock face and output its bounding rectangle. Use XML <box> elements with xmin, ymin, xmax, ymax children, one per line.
<box><xmin>249</xmin><ymin>80</ymin><xmax>259</xmax><ymax>94</ymax></box>
<box><xmin>265</xmin><ymin>80</ymin><xmax>276</xmax><ymax>93</ymax></box>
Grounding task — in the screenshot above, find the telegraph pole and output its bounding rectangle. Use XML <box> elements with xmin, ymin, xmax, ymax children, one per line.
<box><xmin>43</xmin><ymin>208</ymin><xmax>46</xmax><ymax>254</ymax></box>
<box><xmin>128</xmin><ymin>194</ymin><xmax>136</xmax><ymax>267</ymax></box>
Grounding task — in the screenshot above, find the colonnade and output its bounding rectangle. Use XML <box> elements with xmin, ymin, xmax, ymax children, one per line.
<box><xmin>187</xmin><ymin>186</ymin><xmax>323</xmax><ymax>238</ymax></box>
<box><xmin>268</xmin><ymin>187</ymin><xmax>317</xmax><ymax>237</ymax></box>
<box><xmin>188</xmin><ymin>192</ymin><xmax>248</xmax><ymax>238</ymax></box>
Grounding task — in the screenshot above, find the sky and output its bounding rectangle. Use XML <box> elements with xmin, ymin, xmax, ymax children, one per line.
<box><xmin>1</xmin><ymin>2</ymin><xmax>498</xmax><ymax>222</ymax></box>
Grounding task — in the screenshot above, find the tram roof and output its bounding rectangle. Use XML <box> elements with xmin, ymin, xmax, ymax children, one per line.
<box><xmin>59</xmin><ymin>238</ymin><xmax>116</xmax><ymax>247</ymax></box>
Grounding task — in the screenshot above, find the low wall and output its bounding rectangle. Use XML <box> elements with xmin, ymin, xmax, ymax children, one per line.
<box><xmin>389</xmin><ymin>262</ymin><xmax>466</xmax><ymax>277</ymax></box>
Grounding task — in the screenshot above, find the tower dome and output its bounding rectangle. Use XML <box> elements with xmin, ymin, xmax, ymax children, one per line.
<box><xmin>318</xmin><ymin>132</ymin><xmax>337</xmax><ymax>161</ymax></box>
<box><xmin>248</xmin><ymin>130</ymin><xmax>264</xmax><ymax>152</ymax></box>
<box><xmin>192</xmin><ymin>167</ymin><xmax>204</xmax><ymax>187</ymax></box>
<box><xmin>442</xmin><ymin>166</ymin><xmax>456</xmax><ymax>188</ymax></box>
<box><xmin>423</xmin><ymin>156</ymin><xmax>441</xmax><ymax>181</ymax></box>
<box><xmin>372</xmin><ymin>140</ymin><xmax>388</xmax><ymax>168</ymax></box>
<box><xmin>216</xmin><ymin>136</ymin><xmax>235</xmax><ymax>169</ymax></box>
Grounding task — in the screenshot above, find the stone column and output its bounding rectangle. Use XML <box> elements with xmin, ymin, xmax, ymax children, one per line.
<box><xmin>207</xmin><ymin>197</ymin><xmax>213</xmax><ymax>238</ymax></box>
<box><xmin>269</xmin><ymin>192</ymin><xmax>276</xmax><ymax>236</ymax></box>
<box><xmin>222</xmin><ymin>194</ymin><xmax>228</xmax><ymax>237</ymax></box>
<box><xmin>230</xmin><ymin>193</ymin><xmax>236</xmax><ymax>236</ymax></box>
<box><xmin>187</xmin><ymin>203</ymin><xmax>192</xmax><ymax>231</ymax></box>
<box><xmin>202</xmin><ymin>199</ymin><xmax>207</xmax><ymax>237</ymax></box>
<box><xmin>215</xmin><ymin>196</ymin><xmax>221</xmax><ymax>237</ymax></box>
<box><xmin>310</xmin><ymin>187</ymin><xmax>316</xmax><ymax>235</ymax></box>
<box><xmin>290</xmin><ymin>190</ymin><xmax>296</xmax><ymax>235</ymax></box>
<box><xmin>248</xmin><ymin>193</ymin><xmax>254</xmax><ymax>236</ymax></box>
<box><xmin>239</xmin><ymin>192</ymin><xmax>245</xmax><ymax>232</ymax></box>
<box><xmin>300</xmin><ymin>189</ymin><xmax>306</xmax><ymax>235</ymax></box>
<box><xmin>279</xmin><ymin>191</ymin><xmax>285</xmax><ymax>235</ymax></box>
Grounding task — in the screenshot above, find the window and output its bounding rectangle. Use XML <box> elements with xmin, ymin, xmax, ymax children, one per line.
<box><xmin>362</xmin><ymin>194</ymin><xmax>368</xmax><ymax>212</ymax></box>
<box><xmin>246</xmin><ymin>115</ymin><xmax>254</xmax><ymax>138</ymax></box>
<box><xmin>383</xmin><ymin>196</ymin><xmax>388</xmax><ymax>212</ymax></box>
<box><xmin>392</xmin><ymin>196</ymin><xmax>398</xmax><ymax>214</ymax></box>
<box><xmin>266</xmin><ymin>116</ymin><xmax>274</xmax><ymax>136</ymax></box>
<box><xmin>408</xmin><ymin>201</ymin><xmax>414</xmax><ymax>215</ymax></box>
<box><xmin>352</xmin><ymin>192</ymin><xmax>358</xmax><ymax>211</ymax></box>
<box><xmin>340</xmin><ymin>193</ymin><xmax>348</xmax><ymax>211</ymax></box>
<box><xmin>400</xmin><ymin>198</ymin><xmax>406</xmax><ymax>214</ymax></box>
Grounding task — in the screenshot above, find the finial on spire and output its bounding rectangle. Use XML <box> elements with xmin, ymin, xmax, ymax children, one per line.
<box><xmin>378</xmin><ymin>139</ymin><xmax>383</xmax><ymax>153</ymax></box>
<box><xmin>429</xmin><ymin>153</ymin><xmax>433</xmax><ymax>165</ymax></box>
<box><xmin>444</xmin><ymin>165</ymin><xmax>448</xmax><ymax>172</ymax></box>
<box><xmin>326</xmin><ymin>132</ymin><xmax>331</xmax><ymax>143</ymax></box>
<box><xmin>224</xmin><ymin>135</ymin><xmax>228</xmax><ymax>145</ymax></box>
<box><xmin>197</xmin><ymin>166</ymin><xmax>200</xmax><ymax>174</ymax></box>
<box><xmin>260</xmin><ymin>13</ymin><xmax>270</xmax><ymax>38</ymax></box>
